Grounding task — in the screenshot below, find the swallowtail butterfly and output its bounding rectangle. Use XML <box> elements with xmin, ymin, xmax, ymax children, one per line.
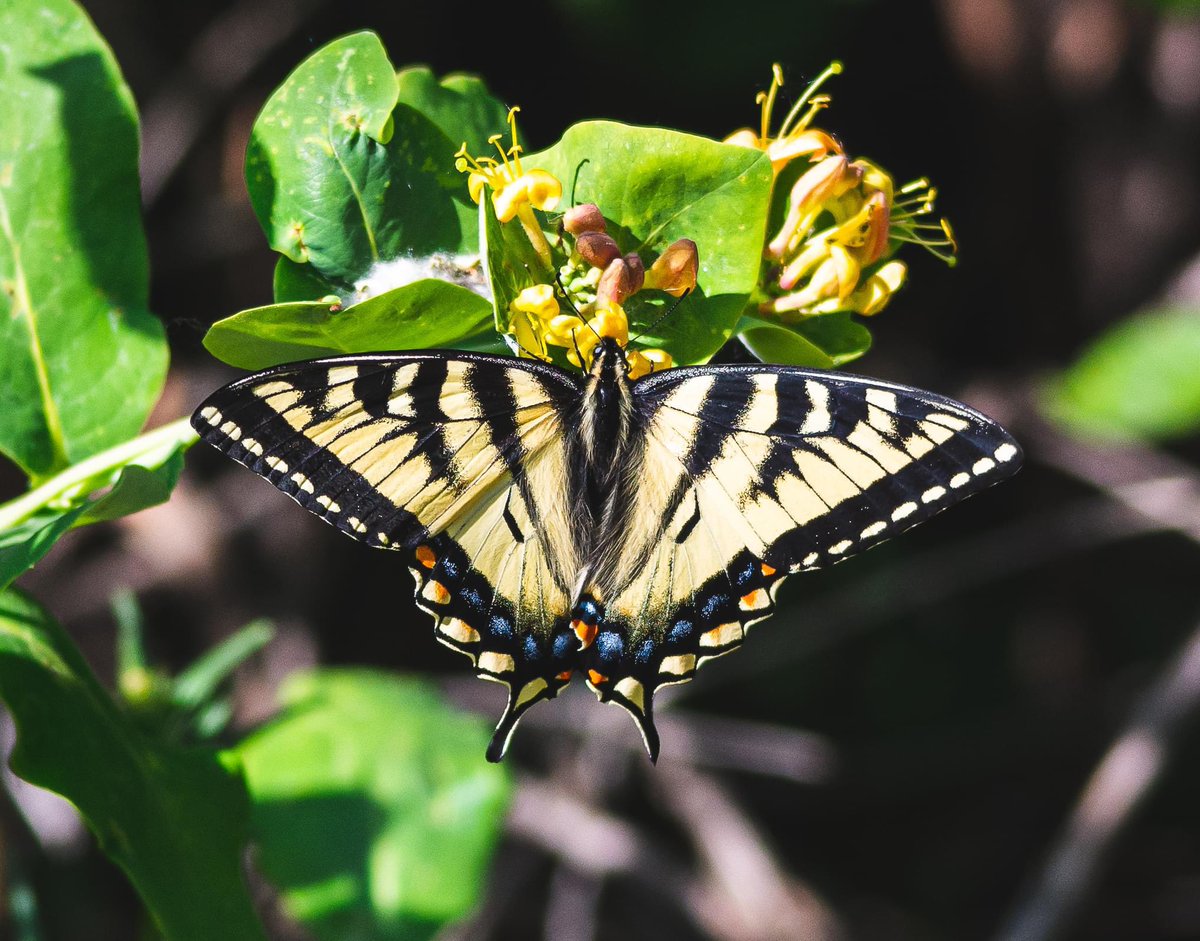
<box><xmin>193</xmin><ymin>337</ymin><xmax>1021</xmax><ymax>760</ymax></box>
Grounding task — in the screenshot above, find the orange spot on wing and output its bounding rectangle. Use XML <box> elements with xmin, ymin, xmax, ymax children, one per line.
<box><xmin>415</xmin><ymin>545</ymin><xmax>437</xmax><ymax>569</ymax></box>
<box><xmin>761</xmin><ymin>562</ymin><xmax>777</xmax><ymax>577</ymax></box>
<box><xmin>587</xmin><ymin>669</ymin><xmax>608</xmax><ymax>686</ymax></box>
<box><xmin>572</xmin><ymin>619</ymin><xmax>598</xmax><ymax>648</ymax></box>
<box><xmin>741</xmin><ymin>588</ymin><xmax>770</xmax><ymax>610</ymax></box>
<box><xmin>556</xmin><ymin>670</ymin><xmax>573</xmax><ymax>682</ymax></box>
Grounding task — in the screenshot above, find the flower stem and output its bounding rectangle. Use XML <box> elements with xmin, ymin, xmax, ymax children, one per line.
<box><xmin>0</xmin><ymin>417</ymin><xmax>198</xmax><ymax>531</ymax></box>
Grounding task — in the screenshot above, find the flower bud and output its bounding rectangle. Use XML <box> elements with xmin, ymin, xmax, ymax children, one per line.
<box><xmin>644</xmin><ymin>239</ymin><xmax>698</xmax><ymax>297</ymax></box>
<box><xmin>621</xmin><ymin>253</ymin><xmax>645</xmax><ymax>294</ymax></box>
<box><xmin>597</xmin><ymin>257</ymin><xmax>640</xmax><ymax>305</ymax></box>
<box><xmin>575</xmin><ymin>231</ymin><xmax>621</xmax><ymax>270</ymax></box>
<box><xmin>563</xmin><ymin>203</ymin><xmax>606</xmax><ymax>236</ymax></box>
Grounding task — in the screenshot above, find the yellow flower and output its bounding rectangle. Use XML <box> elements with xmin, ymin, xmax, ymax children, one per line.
<box><xmin>626</xmin><ymin>347</ymin><xmax>673</xmax><ymax>380</ymax></box>
<box><xmin>732</xmin><ymin>64</ymin><xmax>955</xmax><ymax>322</ymax></box>
<box><xmin>507</xmin><ymin>284</ymin><xmax>560</xmax><ymax>360</ymax></box>
<box><xmin>511</xmin><ymin>283</ymin><xmax>560</xmax><ymax>321</ymax></box>
<box><xmin>725</xmin><ymin>62</ymin><xmax>845</xmax><ymax>174</ymax></box>
<box><xmin>846</xmin><ymin>260</ymin><xmax>907</xmax><ymax>317</ymax></box>
<box><xmin>456</xmin><ymin>107</ymin><xmax>562</xmax><ymax>265</ymax></box>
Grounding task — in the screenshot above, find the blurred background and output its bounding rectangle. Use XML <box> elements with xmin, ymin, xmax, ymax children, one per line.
<box><xmin>5</xmin><ymin>0</ymin><xmax>1200</xmax><ymax>938</ymax></box>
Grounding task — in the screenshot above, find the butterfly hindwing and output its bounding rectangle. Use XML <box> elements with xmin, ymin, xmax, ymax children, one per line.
<box><xmin>576</xmin><ymin>365</ymin><xmax>1022</xmax><ymax>755</ymax></box>
<box><xmin>192</xmin><ymin>352</ymin><xmax>585</xmax><ymax>752</ymax></box>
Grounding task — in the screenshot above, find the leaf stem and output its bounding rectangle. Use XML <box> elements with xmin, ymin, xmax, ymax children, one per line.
<box><xmin>0</xmin><ymin>417</ymin><xmax>198</xmax><ymax>532</ymax></box>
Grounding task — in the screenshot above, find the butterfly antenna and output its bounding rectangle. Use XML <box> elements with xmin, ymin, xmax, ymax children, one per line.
<box><xmin>630</xmin><ymin>289</ymin><xmax>691</xmax><ymax>347</ymax></box>
<box><xmin>571</xmin><ymin>326</ymin><xmax>588</xmax><ymax>369</ymax></box>
<box><xmin>554</xmin><ymin>270</ymin><xmax>602</xmax><ymax>343</ymax></box>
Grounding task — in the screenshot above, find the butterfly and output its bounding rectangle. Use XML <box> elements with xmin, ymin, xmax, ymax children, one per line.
<box><xmin>192</xmin><ymin>336</ymin><xmax>1021</xmax><ymax>761</ymax></box>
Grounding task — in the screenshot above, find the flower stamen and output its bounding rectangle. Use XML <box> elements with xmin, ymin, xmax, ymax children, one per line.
<box><xmin>776</xmin><ymin>61</ymin><xmax>843</xmax><ymax>139</ymax></box>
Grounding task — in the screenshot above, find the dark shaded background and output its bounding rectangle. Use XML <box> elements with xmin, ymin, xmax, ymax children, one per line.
<box><xmin>7</xmin><ymin>0</ymin><xmax>1200</xmax><ymax>939</ymax></box>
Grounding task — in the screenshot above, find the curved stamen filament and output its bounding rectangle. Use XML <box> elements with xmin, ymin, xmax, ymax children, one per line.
<box><xmin>778</xmin><ymin>61</ymin><xmax>844</xmax><ymax>139</ymax></box>
<box><xmin>759</xmin><ymin>63</ymin><xmax>784</xmax><ymax>142</ymax></box>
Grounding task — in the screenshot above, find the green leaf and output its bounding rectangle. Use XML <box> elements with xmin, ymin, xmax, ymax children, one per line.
<box><xmin>0</xmin><ymin>509</ymin><xmax>85</xmax><ymax>594</ymax></box>
<box><xmin>172</xmin><ymin>619</ymin><xmax>274</xmax><ymax>713</ymax></box>
<box><xmin>0</xmin><ymin>589</ymin><xmax>265</xmax><ymax>940</ymax></box>
<box><xmin>0</xmin><ymin>418</ymin><xmax>195</xmax><ymax>590</ymax></box>
<box><xmin>0</xmin><ymin>0</ymin><xmax>167</xmax><ymax>482</ymax></box>
<box><xmin>274</xmin><ymin>255</ymin><xmax>340</xmax><ymax>303</ymax></box>
<box><xmin>738</xmin><ymin>312</ymin><xmax>872</xmax><ymax>368</ymax></box>
<box><xmin>246</xmin><ymin>32</ymin><xmax>476</xmax><ymax>296</ymax></box>
<box><xmin>237</xmin><ymin>670</ymin><xmax>511</xmax><ymax>941</ymax></box>
<box><xmin>204</xmin><ymin>280</ymin><xmax>494</xmax><ymax>369</ymax></box>
<box><xmin>395</xmin><ymin>66</ymin><xmax>508</xmax><ymax>156</ymax></box>
<box><xmin>1043</xmin><ymin>306</ymin><xmax>1200</xmax><ymax>441</ymax></box>
<box><xmin>532</xmin><ymin>122</ymin><xmax>774</xmax><ymax>364</ymax></box>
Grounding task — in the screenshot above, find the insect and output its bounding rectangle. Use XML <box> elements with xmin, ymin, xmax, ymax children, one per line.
<box><xmin>192</xmin><ymin>336</ymin><xmax>1021</xmax><ymax>761</ymax></box>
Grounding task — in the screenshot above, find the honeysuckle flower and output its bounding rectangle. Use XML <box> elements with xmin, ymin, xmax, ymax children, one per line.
<box><xmin>502</xmin><ymin>203</ymin><xmax>686</xmax><ymax>375</ymax></box>
<box><xmin>767</xmin><ymin>156</ymin><xmax>862</xmax><ymax>260</ymax></box>
<box><xmin>845</xmin><ymin>260</ymin><xmax>907</xmax><ymax>317</ymax></box>
<box><xmin>725</xmin><ymin>62</ymin><xmax>845</xmax><ymax>174</ymax></box>
<box><xmin>532</xmin><ymin>291</ymin><xmax>671</xmax><ymax>376</ymax></box>
<box><xmin>733</xmin><ymin>63</ymin><xmax>955</xmax><ymax>322</ymax></box>
<box><xmin>510</xmin><ymin>283</ymin><xmax>559</xmax><ymax>320</ymax></box>
<box><xmin>507</xmin><ymin>283</ymin><xmax>560</xmax><ymax>360</ymax></box>
<box><xmin>456</xmin><ymin>107</ymin><xmax>561</xmax><ymax>266</ymax></box>
<box><xmin>626</xmin><ymin>347</ymin><xmax>673</xmax><ymax>380</ymax></box>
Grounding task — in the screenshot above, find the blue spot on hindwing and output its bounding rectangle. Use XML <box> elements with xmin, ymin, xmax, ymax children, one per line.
<box><xmin>489</xmin><ymin>614</ymin><xmax>512</xmax><ymax>638</ymax></box>
<box><xmin>635</xmin><ymin>638</ymin><xmax>655</xmax><ymax>664</ymax></box>
<box><xmin>523</xmin><ymin>635</ymin><xmax>542</xmax><ymax>661</ymax></box>
<box><xmin>701</xmin><ymin>593</ymin><xmax>729</xmax><ymax>620</ymax></box>
<box><xmin>668</xmin><ymin>619</ymin><xmax>693</xmax><ymax>643</ymax></box>
<box><xmin>595</xmin><ymin>630</ymin><xmax>625</xmax><ymax>662</ymax></box>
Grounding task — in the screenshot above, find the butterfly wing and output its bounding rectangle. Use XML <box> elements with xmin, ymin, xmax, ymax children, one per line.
<box><xmin>191</xmin><ymin>352</ymin><xmax>585</xmax><ymax>757</ymax></box>
<box><xmin>578</xmin><ymin>366</ymin><xmax>1023</xmax><ymax>756</ymax></box>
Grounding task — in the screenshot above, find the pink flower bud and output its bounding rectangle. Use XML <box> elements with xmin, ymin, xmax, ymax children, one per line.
<box><xmin>575</xmin><ymin>231</ymin><xmax>621</xmax><ymax>270</ymax></box>
<box><xmin>622</xmin><ymin>253</ymin><xmax>645</xmax><ymax>294</ymax></box>
<box><xmin>563</xmin><ymin>203</ymin><xmax>606</xmax><ymax>236</ymax></box>
<box><xmin>644</xmin><ymin>239</ymin><xmax>698</xmax><ymax>297</ymax></box>
<box><xmin>596</xmin><ymin>257</ymin><xmax>640</xmax><ymax>305</ymax></box>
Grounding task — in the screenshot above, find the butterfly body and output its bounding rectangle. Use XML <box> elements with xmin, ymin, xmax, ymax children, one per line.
<box><xmin>193</xmin><ymin>338</ymin><xmax>1021</xmax><ymax>761</ymax></box>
